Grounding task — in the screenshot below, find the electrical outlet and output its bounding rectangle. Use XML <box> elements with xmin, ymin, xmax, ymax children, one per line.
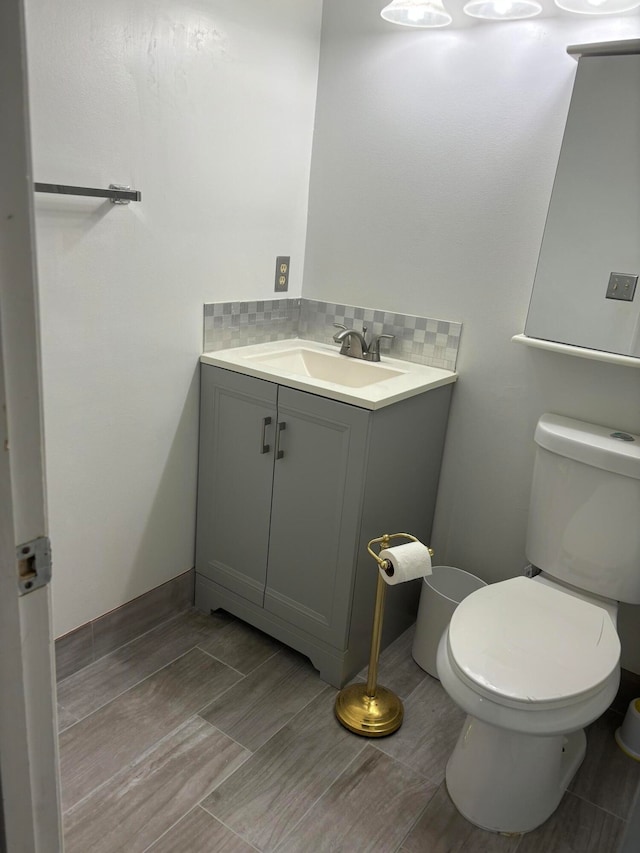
<box><xmin>274</xmin><ymin>256</ymin><xmax>290</xmax><ymax>292</ymax></box>
<box><xmin>606</xmin><ymin>272</ymin><xmax>638</xmax><ymax>302</ymax></box>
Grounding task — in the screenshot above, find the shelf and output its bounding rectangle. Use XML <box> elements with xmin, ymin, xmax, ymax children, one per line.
<box><xmin>512</xmin><ymin>334</ymin><xmax>640</xmax><ymax>369</ymax></box>
<box><xmin>567</xmin><ymin>40</ymin><xmax>640</xmax><ymax>61</ymax></box>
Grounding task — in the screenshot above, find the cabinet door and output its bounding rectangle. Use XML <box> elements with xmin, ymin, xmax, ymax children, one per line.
<box><xmin>196</xmin><ymin>366</ymin><xmax>277</xmax><ymax>605</ymax></box>
<box><xmin>264</xmin><ymin>387</ymin><xmax>370</xmax><ymax>647</ymax></box>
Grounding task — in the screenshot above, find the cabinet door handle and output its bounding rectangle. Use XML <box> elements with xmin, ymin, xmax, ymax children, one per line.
<box><xmin>275</xmin><ymin>421</ymin><xmax>286</xmax><ymax>459</ymax></box>
<box><xmin>260</xmin><ymin>416</ymin><xmax>272</xmax><ymax>454</ymax></box>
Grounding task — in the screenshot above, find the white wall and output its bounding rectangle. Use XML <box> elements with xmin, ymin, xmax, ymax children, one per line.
<box><xmin>25</xmin><ymin>0</ymin><xmax>640</xmax><ymax>671</ymax></box>
<box><xmin>304</xmin><ymin>4</ymin><xmax>640</xmax><ymax>669</ymax></box>
<box><xmin>25</xmin><ymin>0</ymin><xmax>322</xmax><ymax>636</ymax></box>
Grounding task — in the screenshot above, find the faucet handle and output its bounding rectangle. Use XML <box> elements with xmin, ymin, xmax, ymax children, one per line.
<box><xmin>332</xmin><ymin>323</ymin><xmax>347</xmax><ymax>343</ymax></box>
<box><xmin>366</xmin><ymin>333</ymin><xmax>395</xmax><ymax>362</ymax></box>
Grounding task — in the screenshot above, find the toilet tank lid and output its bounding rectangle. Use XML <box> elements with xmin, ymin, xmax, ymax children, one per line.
<box><xmin>535</xmin><ymin>414</ymin><xmax>640</xmax><ymax>480</ymax></box>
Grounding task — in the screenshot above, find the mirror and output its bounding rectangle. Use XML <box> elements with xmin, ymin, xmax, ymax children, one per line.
<box><xmin>525</xmin><ymin>47</ymin><xmax>640</xmax><ymax>357</ymax></box>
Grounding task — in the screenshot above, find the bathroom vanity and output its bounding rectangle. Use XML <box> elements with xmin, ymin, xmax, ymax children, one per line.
<box><xmin>194</xmin><ymin>340</ymin><xmax>456</xmax><ymax>687</ymax></box>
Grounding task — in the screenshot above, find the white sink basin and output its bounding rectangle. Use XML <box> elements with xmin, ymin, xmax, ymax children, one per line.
<box><xmin>242</xmin><ymin>347</ymin><xmax>404</xmax><ymax>388</ymax></box>
<box><xmin>201</xmin><ymin>339</ymin><xmax>457</xmax><ymax>410</ymax></box>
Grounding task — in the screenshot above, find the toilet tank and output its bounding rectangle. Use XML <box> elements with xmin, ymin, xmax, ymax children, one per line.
<box><xmin>526</xmin><ymin>414</ymin><xmax>640</xmax><ymax>604</ymax></box>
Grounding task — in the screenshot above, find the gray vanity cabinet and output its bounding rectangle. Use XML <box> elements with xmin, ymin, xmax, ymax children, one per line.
<box><xmin>195</xmin><ymin>362</ymin><xmax>452</xmax><ymax>687</ymax></box>
<box><xmin>196</xmin><ymin>364</ymin><xmax>369</xmax><ymax>645</ymax></box>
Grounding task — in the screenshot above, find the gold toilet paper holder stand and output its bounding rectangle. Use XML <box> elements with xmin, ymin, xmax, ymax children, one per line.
<box><xmin>334</xmin><ymin>533</ymin><xmax>433</xmax><ymax>737</ymax></box>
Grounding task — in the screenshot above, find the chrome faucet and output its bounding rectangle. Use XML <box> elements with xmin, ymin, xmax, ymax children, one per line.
<box><xmin>332</xmin><ymin>324</ymin><xmax>395</xmax><ymax>362</ymax></box>
<box><xmin>333</xmin><ymin>324</ymin><xmax>368</xmax><ymax>359</ymax></box>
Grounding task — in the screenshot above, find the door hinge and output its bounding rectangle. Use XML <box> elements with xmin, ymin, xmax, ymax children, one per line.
<box><xmin>16</xmin><ymin>536</ymin><xmax>52</xmax><ymax>595</ymax></box>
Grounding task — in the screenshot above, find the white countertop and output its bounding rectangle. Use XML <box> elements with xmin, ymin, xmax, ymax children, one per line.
<box><xmin>200</xmin><ymin>339</ymin><xmax>457</xmax><ymax>410</ymax></box>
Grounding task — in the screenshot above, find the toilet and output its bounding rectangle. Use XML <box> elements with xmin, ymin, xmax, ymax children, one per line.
<box><xmin>436</xmin><ymin>413</ymin><xmax>640</xmax><ymax>835</ymax></box>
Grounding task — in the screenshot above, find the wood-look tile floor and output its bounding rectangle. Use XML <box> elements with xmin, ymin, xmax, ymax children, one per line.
<box><xmin>56</xmin><ymin>608</ymin><xmax>640</xmax><ymax>852</ymax></box>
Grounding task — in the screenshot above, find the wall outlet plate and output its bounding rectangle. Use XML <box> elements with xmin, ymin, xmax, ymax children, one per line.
<box><xmin>274</xmin><ymin>256</ymin><xmax>290</xmax><ymax>292</ymax></box>
<box><xmin>606</xmin><ymin>272</ymin><xmax>638</xmax><ymax>301</ymax></box>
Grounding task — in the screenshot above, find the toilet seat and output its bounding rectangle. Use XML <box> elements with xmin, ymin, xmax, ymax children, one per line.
<box><xmin>447</xmin><ymin>577</ymin><xmax>620</xmax><ymax>710</ymax></box>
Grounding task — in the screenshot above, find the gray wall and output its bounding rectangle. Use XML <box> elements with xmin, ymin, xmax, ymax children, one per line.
<box><xmin>303</xmin><ymin>2</ymin><xmax>640</xmax><ymax>670</ymax></box>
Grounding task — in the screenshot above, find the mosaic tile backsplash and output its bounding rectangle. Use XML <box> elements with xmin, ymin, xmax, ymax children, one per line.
<box><xmin>204</xmin><ymin>299</ymin><xmax>301</xmax><ymax>351</ymax></box>
<box><xmin>203</xmin><ymin>298</ymin><xmax>461</xmax><ymax>371</ymax></box>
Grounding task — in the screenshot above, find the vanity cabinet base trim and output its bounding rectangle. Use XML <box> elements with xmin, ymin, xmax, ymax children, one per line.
<box><xmin>195</xmin><ymin>573</ymin><xmax>349</xmax><ymax>687</ymax></box>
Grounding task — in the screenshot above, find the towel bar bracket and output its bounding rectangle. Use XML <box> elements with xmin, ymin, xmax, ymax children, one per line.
<box><xmin>108</xmin><ymin>183</ymin><xmax>137</xmax><ymax>204</ymax></box>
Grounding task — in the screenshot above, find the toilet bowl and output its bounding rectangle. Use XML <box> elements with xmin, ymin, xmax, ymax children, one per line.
<box><xmin>436</xmin><ymin>575</ymin><xmax>621</xmax><ymax>834</ymax></box>
<box><xmin>436</xmin><ymin>414</ymin><xmax>640</xmax><ymax>834</ymax></box>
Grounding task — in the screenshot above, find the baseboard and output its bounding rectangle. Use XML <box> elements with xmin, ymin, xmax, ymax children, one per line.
<box><xmin>54</xmin><ymin>569</ymin><xmax>195</xmax><ymax>682</ymax></box>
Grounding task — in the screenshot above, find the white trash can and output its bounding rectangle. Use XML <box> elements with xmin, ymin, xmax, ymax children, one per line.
<box><xmin>412</xmin><ymin>565</ymin><xmax>487</xmax><ymax>679</ymax></box>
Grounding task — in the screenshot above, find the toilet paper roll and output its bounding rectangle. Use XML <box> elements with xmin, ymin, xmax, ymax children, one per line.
<box><xmin>378</xmin><ymin>541</ymin><xmax>432</xmax><ymax>585</ymax></box>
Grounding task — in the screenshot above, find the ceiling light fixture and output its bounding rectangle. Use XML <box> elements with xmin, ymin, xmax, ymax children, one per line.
<box><xmin>463</xmin><ymin>0</ymin><xmax>542</xmax><ymax>19</ymax></box>
<box><xmin>380</xmin><ymin>0</ymin><xmax>453</xmax><ymax>28</ymax></box>
<box><xmin>554</xmin><ymin>0</ymin><xmax>640</xmax><ymax>13</ymax></box>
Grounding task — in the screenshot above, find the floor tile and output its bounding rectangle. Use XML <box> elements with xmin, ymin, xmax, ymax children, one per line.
<box><xmin>92</xmin><ymin>570</ymin><xmax>194</xmax><ymax>659</ymax></box>
<box><xmin>59</xmin><ymin>648</ymin><xmax>241</xmax><ymax>810</ymax></box>
<box><xmin>277</xmin><ymin>744</ymin><xmax>436</xmax><ymax>853</ymax></box>
<box><xmin>145</xmin><ymin>806</ymin><xmax>256</xmax><ymax>853</ymax></box>
<box><xmin>199</xmin><ymin>647</ymin><xmax>326</xmax><ymax>751</ymax></box>
<box><xmin>358</xmin><ymin>625</ymin><xmax>427</xmax><ymax>701</ymax></box>
<box><xmin>202</xmin><ymin>687</ymin><xmax>366</xmax><ymax>852</ymax></box>
<box><xmin>57</xmin><ymin>704</ymin><xmax>79</xmax><ymax>733</ymax></box>
<box><xmin>55</xmin><ymin>604</ymin><xmax>640</xmax><ymax>853</ymax></box>
<box><xmin>197</xmin><ymin>618</ymin><xmax>282</xmax><ymax>675</ymax></box>
<box><xmin>619</xmin><ymin>792</ymin><xmax>640</xmax><ymax>853</ymax></box>
<box><xmin>515</xmin><ymin>791</ymin><xmax>624</xmax><ymax>853</ymax></box>
<box><xmin>401</xmin><ymin>785</ymin><xmax>520</xmax><ymax>853</ymax></box>
<box><xmin>374</xmin><ymin>674</ymin><xmax>465</xmax><ymax>784</ymax></box>
<box><xmin>63</xmin><ymin>717</ymin><xmax>249</xmax><ymax>853</ymax></box>
<box><xmin>569</xmin><ymin>708</ymin><xmax>640</xmax><ymax>819</ymax></box>
<box><xmin>57</xmin><ymin>609</ymin><xmax>227</xmax><ymax>720</ymax></box>
<box><xmin>55</xmin><ymin>622</ymin><xmax>93</xmax><ymax>682</ymax></box>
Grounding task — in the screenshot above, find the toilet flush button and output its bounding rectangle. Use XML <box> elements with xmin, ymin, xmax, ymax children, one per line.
<box><xmin>610</xmin><ymin>432</ymin><xmax>635</xmax><ymax>442</ymax></box>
